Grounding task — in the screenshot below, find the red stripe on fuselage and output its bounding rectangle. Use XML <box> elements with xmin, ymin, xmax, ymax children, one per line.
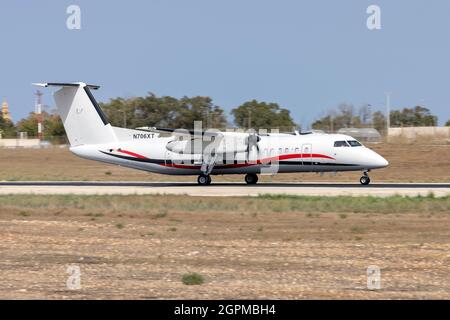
<box><xmin>269</xmin><ymin>153</ymin><xmax>335</xmax><ymax>162</ymax></box>
<box><xmin>162</xmin><ymin>153</ymin><xmax>335</xmax><ymax>169</ymax></box>
<box><xmin>111</xmin><ymin>150</ymin><xmax>335</xmax><ymax>169</ymax></box>
<box><xmin>117</xmin><ymin>149</ymin><xmax>148</xmax><ymax>159</ymax></box>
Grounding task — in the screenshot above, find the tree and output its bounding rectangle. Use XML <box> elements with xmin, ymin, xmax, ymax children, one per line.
<box><xmin>372</xmin><ymin>111</ymin><xmax>386</xmax><ymax>132</ymax></box>
<box><xmin>16</xmin><ymin>111</ymin><xmax>65</xmax><ymax>138</ymax></box>
<box><xmin>390</xmin><ymin>106</ymin><xmax>437</xmax><ymax>127</ymax></box>
<box><xmin>0</xmin><ymin>116</ymin><xmax>16</xmax><ymax>138</ymax></box>
<box><xmin>100</xmin><ymin>93</ymin><xmax>227</xmax><ymax>130</ymax></box>
<box><xmin>312</xmin><ymin>104</ymin><xmax>438</xmax><ymax>132</ymax></box>
<box><xmin>231</xmin><ymin>100</ymin><xmax>296</xmax><ymax>131</ymax></box>
<box><xmin>312</xmin><ymin>103</ymin><xmax>368</xmax><ymax>132</ymax></box>
<box><xmin>446</xmin><ymin>120</ymin><xmax>450</xmax><ymax>126</ymax></box>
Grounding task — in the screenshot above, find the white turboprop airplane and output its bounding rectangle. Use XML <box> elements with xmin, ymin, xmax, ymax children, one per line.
<box><xmin>34</xmin><ymin>82</ymin><xmax>389</xmax><ymax>185</ymax></box>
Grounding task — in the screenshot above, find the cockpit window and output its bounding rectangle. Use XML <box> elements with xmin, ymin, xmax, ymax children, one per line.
<box><xmin>334</xmin><ymin>141</ymin><xmax>349</xmax><ymax>147</ymax></box>
<box><xmin>347</xmin><ymin>140</ymin><xmax>362</xmax><ymax>147</ymax></box>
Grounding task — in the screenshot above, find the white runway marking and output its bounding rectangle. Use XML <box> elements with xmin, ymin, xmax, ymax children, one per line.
<box><xmin>1</xmin><ymin>182</ymin><xmax>449</xmax><ymax>197</ymax></box>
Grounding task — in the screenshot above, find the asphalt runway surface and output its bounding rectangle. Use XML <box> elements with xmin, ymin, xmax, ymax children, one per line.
<box><xmin>1</xmin><ymin>181</ymin><xmax>449</xmax><ymax>197</ymax></box>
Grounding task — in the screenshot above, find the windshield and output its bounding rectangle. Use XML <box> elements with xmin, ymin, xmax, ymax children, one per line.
<box><xmin>347</xmin><ymin>140</ymin><xmax>363</xmax><ymax>147</ymax></box>
<box><xmin>334</xmin><ymin>141</ymin><xmax>349</xmax><ymax>147</ymax></box>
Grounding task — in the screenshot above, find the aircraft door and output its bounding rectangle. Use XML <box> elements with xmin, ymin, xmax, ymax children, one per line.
<box><xmin>301</xmin><ymin>143</ymin><xmax>312</xmax><ymax>166</ymax></box>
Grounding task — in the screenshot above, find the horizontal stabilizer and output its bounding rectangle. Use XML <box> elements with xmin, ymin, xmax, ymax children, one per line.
<box><xmin>32</xmin><ymin>82</ymin><xmax>100</xmax><ymax>90</ymax></box>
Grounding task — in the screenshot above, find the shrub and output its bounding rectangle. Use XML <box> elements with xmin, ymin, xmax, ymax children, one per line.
<box><xmin>182</xmin><ymin>273</ymin><xmax>204</xmax><ymax>285</ymax></box>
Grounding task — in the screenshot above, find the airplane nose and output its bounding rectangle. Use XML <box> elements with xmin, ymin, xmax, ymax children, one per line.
<box><xmin>374</xmin><ymin>154</ymin><xmax>389</xmax><ymax>168</ymax></box>
<box><xmin>364</xmin><ymin>149</ymin><xmax>389</xmax><ymax>169</ymax></box>
<box><xmin>379</xmin><ymin>156</ymin><xmax>389</xmax><ymax>167</ymax></box>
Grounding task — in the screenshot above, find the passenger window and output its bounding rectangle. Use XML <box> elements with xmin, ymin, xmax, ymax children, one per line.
<box><xmin>295</xmin><ymin>148</ymin><xmax>300</xmax><ymax>153</ymax></box>
<box><xmin>278</xmin><ymin>148</ymin><xmax>282</xmax><ymax>154</ymax></box>
<box><xmin>285</xmin><ymin>148</ymin><xmax>289</xmax><ymax>154</ymax></box>
<box><xmin>334</xmin><ymin>141</ymin><xmax>349</xmax><ymax>147</ymax></box>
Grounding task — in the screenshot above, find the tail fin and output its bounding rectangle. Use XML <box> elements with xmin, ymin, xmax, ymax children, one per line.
<box><xmin>34</xmin><ymin>82</ymin><xmax>116</xmax><ymax>146</ymax></box>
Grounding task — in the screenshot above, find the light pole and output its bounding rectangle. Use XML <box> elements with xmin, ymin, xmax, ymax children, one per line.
<box><xmin>385</xmin><ymin>92</ymin><xmax>391</xmax><ymax>136</ymax></box>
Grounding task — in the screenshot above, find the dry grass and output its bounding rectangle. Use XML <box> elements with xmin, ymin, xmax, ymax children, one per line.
<box><xmin>0</xmin><ymin>143</ymin><xmax>449</xmax><ymax>182</ymax></box>
<box><xmin>0</xmin><ymin>194</ymin><xmax>448</xmax><ymax>214</ymax></box>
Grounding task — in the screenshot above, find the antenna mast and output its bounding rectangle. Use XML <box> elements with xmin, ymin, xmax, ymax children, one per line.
<box><xmin>35</xmin><ymin>90</ymin><xmax>44</xmax><ymax>140</ymax></box>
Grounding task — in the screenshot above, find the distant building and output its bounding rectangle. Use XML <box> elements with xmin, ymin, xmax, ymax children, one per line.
<box><xmin>337</xmin><ymin>127</ymin><xmax>381</xmax><ymax>142</ymax></box>
<box><xmin>1</xmin><ymin>100</ymin><xmax>12</xmax><ymax>122</ymax></box>
<box><xmin>388</xmin><ymin>126</ymin><xmax>450</xmax><ymax>141</ymax></box>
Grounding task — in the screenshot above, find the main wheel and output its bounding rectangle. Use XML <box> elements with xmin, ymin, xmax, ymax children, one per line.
<box><xmin>245</xmin><ymin>173</ymin><xmax>258</xmax><ymax>185</ymax></box>
<box><xmin>198</xmin><ymin>174</ymin><xmax>210</xmax><ymax>185</ymax></box>
<box><xmin>360</xmin><ymin>176</ymin><xmax>370</xmax><ymax>185</ymax></box>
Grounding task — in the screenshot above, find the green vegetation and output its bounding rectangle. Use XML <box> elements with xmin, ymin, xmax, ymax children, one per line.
<box><xmin>153</xmin><ymin>211</ymin><xmax>168</xmax><ymax>219</ymax></box>
<box><xmin>101</xmin><ymin>94</ymin><xmax>227</xmax><ymax>129</ymax></box>
<box><xmin>256</xmin><ymin>194</ymin><xmax>450</xmax><ymax>214</ymax></box>
<box><xmin>182</xmin><ymin>273</ymin><xmax>204</xmax><ymax>286</ymax></box>
<box><xmin>0</xmin><ymin>116</ymin><xmax>16</xmax><ymax>138</ymax></box>
<box><xmin>231</xmin><ymin>99</ymin><xmax>296</xmax><ymax>130</ymax></box>
<box><xmin>115</xmin><ymin>223</ymin><xmax>124</xmax><ymax>229</ymax></box>
<box><xmin>390</xmin><ymin>106</ymin><xmax>437</xmax><ymax>127</ymax></box>
<box><xmin>16</xmin><ymin>111</ymin><xmax>65</xmax><ymax>139</ymax></box>
<box><xmin>350</xmin><ymin>226</ymin><xmax>365</xmax><ymax>234</ymax></box>
<box><xmin>2</xmin><ymin>90</ymin><xmax>440</xmax><ymax>142</ymax></box>
<box><xmin>0</xmin><ymin>194</ymin><xmax>448</xmax><ymax>215</ymax></box>
<box><xmin>312</xmin><ymin>104</ymin><xmax>438</xmax><ymax>132</ymax></box>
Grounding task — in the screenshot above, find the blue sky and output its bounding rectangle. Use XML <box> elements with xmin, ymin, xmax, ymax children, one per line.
<box><xmin>0</xmin><ymin>0</ymin><xmax>449</xmax><ymax>127</ymax></box>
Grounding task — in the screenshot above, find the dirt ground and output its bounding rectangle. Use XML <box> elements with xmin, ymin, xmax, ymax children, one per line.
<box><xmin>0</xmin><ymin>143</ymin><xmax>449</xmax><ymax>182</ymax></box>
<box><xmin>0</xmin><ymin>195</ymin><xmax>449</xmax><ymax>299</ymax></box>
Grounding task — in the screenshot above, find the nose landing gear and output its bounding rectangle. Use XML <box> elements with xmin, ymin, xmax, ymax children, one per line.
<box><xmin>360</xmin><ymin>171</ymin><xmax>371</xmax><ymax>185</ymax></box>
<box><xmin>197</xmin><ymin>174</ymin><xmax>212</xmax><ymax>185</ymax></box>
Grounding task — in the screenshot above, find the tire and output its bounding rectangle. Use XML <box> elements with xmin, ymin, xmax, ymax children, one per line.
<box><xmin>245</xmin><ymin>174</ymin><xmax>258</xmax><ymax>185</ymax></box>
<box><xmin>198</xmin><ymin>174</ymin><xmax>209</xmax><ymax>185</ymax></box>
<box><xmin>206</xmin><ymin>175</ymin><xmax>212</xmax><ymax>185</ymax></box>
<box><xmin>360</xmin><ymin>176</ymin><xmax>370</xmax><ymax>185</ymax></box>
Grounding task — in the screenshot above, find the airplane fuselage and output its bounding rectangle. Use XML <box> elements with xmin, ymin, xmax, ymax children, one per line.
<box><xmin>70</xmin><ymin>129</ymin><xmax>389</xmax><ymax>176</ymax></box>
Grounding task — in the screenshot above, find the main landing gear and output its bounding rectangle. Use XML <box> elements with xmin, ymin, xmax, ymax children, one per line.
<box><xmin>198</xmin><ymin>174</ymin><xmax>259</xmax><ymax>186</ymax></box>
<box><xmin>245</xmin><ymin>173</ymin><xmax>259</xmax><ymax>185</ymax></box>
<box><xmin>360</xmin><ymin>171</ymin><xmax>371</xmax><ymax>185</ymax></box>
<box><xmin>197</xmin><ymin>174</ymin><xmax>212</xmax><ymax>186</ymax></box>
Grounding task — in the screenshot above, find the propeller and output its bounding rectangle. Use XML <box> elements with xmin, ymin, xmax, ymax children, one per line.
<box><xmin>245</xmin><ymin>133</ymin><xmax>261</xmax><ymax>161</ymax></box>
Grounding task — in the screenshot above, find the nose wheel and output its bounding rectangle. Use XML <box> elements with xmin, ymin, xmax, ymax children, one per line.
<box><xmin>360</xmin><ymin>172</ymin><xmax>371</xmax><ymax>185</ymax></box>
<box><xmin>197</xmin><ymin>174</ymin><xmax>212</xmax><ymax>185</ymax></box>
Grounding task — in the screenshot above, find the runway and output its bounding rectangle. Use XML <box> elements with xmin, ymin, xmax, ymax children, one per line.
<box><xmin>1</xmin><ymin>181</ymin><xmax>449</xmax><ymax>197</ymax></box>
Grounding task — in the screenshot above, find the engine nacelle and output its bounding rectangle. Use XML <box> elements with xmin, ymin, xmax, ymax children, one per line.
<box><xmin>166</xmin><ymin>133</ymin><xmax>251</xmax><ymax>155</ymax></box>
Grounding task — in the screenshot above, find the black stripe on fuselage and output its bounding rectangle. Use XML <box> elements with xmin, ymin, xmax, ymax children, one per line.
<box><xmin>100</xmin><ymin>151</ymin><xmax>358</xmax><ymax>168</ymax></box>
<box><xmin>100</xmin><ymin>151</ymin><xmax>166</xmax><ymax>164</ymax></box>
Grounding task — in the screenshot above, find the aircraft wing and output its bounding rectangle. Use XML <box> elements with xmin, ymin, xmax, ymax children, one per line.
<box><xmin>136</xmin><ymin>127</ymin><xmax>222</xmax><ymax>137</ymax></box>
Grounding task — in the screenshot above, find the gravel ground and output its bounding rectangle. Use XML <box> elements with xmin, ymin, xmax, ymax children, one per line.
<box><xmin>1</xmin><ymin>205</ymin><xmax>449</xmax><ymax>299</ymax></box>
